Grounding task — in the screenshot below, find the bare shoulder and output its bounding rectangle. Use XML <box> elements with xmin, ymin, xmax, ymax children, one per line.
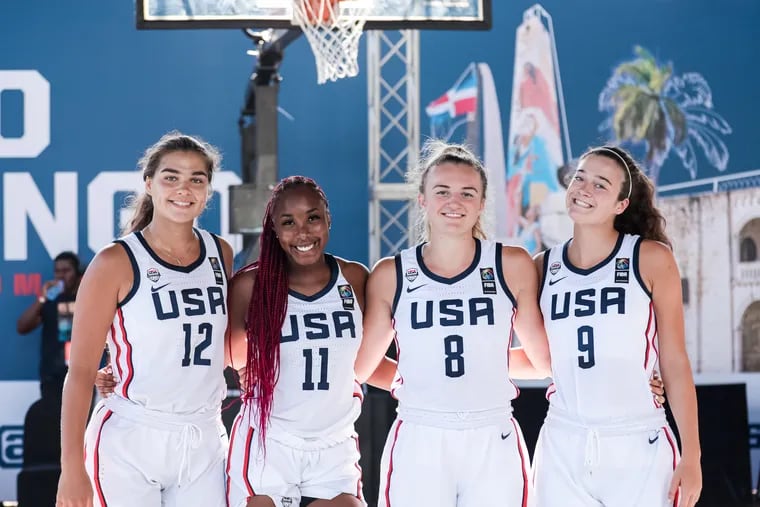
<box><xmin>532</xmin><ymin>250</ymin><xmax>547</xmax><ymax>283</ymax></box>
<box><xmin>640</xmin><ymin>239</ymin><xmax>674</xmax><ymax>261</ymax></box>
<box><xmin>335</xmin><ymin>256</ymin><xmax>370</xmax><ymax>287</ymax></box>
<box><xmin>229</xmin><ymin>264</ymin><xmax>257</xmax><ymax>298</ymax></box>
<box><xmin>79</xmin><ymin>242</ymin><xmax>134</xmax><ymax>300</ymax></box>
<box><xmin>367</xmin><ymin>255</ymin><xmax>397</xmax><ymax>296</ymax></box>
<box><xmin>639</xmin><ymin>239</ymin><xmax>678</xmax><ymax>278</ymax></box>
<box><xmin>499</xmin><ymin>245</ymin><xmax>538</xmax><ymax>296</ymax></box>
<box><xmin>369</xmin><ymin>256</ymin><xmax>396</xmax><ymax>279</ymax></box>
<box><xmin>90</xmin><ymin>241</ymin><xmax>132</xmax><ymax>275</ymax></box>
<box><xmin>501</xmin><ymin>244</ymin><xmax>535</xmax><ymax>271</ymax></box>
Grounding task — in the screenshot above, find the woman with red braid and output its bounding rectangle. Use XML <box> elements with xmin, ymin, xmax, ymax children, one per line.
<box><xmin>225</xmin><ymin>176</ymin><xmax>394</xmax><ymax>507</ymax></box>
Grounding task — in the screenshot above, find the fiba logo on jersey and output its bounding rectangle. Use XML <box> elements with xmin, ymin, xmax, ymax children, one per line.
<box><xmin>480</xmin><ymin>267</ymin><xmax>497</xmax><ymax>295</ymax></box>
<box><xmin>405</xmin><ymin>267</ymin><xmax>419</xmax><ymax>282</ymax></box>
<box><xmin>281</xmin><ymin>498</ymin><xmax>293</xmax><ymax>507</ymax></box>
<box><xmin>615</xmin><ymin>257</ymin><xmax>630</xmax><ymax>284</ymax></box>
<box><xmin>550</xmin><ymin>261</ymin><xmax>561</xmax><ymax>275</ymax></box>
<box><xmin>146</xmin><ymin>267</ymin><xmax>160</xmax><ymax>282</ymax></box>
<box><xmin>209</xmin><ymin>257</ymin><xmax>224</xmax><ymax>285</ymax></box>
<box><xmin>338</xmin><ymin>284</ymin><xmax>355</xmax><ymax>310</ymax></box>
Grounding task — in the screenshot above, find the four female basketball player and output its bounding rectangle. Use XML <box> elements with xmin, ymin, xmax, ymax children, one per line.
<box><xmin>57</xmin><ymin>132</ymin><xmax>234</xmax><ymax>507</ymax></box>
<box><xmin>531</xmin><ymin>145</ymin><xmax>701</xmax><ymax>507</ymax></box>
<box><xmin>354</xmin><ymin>140</ymin><xmax>553</xmax><ymax>507</ymax></box>
<box><xmin>77</xmin><ymin>136</ymin><xmax>688</xmax><ymax>507</ymax></box>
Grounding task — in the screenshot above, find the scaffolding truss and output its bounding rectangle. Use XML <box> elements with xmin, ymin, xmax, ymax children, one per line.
<box><xmin>367</xmin><ymin>30</ymin><xmax>420</xmax><ymax>265</ymax></box>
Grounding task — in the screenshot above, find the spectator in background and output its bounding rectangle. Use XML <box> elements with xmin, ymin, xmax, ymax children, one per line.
<box><xmin>16</xmin><ymin>251</ymin><xmax>82</xmax><ymax>401</ymax></box>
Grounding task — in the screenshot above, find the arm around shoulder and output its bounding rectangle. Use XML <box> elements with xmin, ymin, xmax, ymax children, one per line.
<box><xmin>354</xmin><ymin>256</ymin><xmax>397</xmax><ymax>384</ymax></box>
<box><xmin>501</xmin><ymin>246</ymin><xmax>551</xmax><ymax>378</ymax></box>
<box><xmin>226</xmin><ymin>267</ymin><xmax>256</xmax><ymax>369</ymax></box>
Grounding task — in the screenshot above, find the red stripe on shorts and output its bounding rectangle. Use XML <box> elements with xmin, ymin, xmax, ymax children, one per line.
<box><xmin>352</xmin><ymin>434</ymin><xmax>364</xmax><ymax>500</ymax></box>
<box><xmin>384</xmin><ymin>419</ymin><xmax>404</xmax><ymax>507</ymax></box>
<box><xmin>93</xmin><ymin>410</ymin><xmax>113</xmax><ymax>507</ymax></box>
<box><xmin>511</xmin><ymin>418</ymin><xmax>529</xmax><ymax>507</ymax></box>
<box><xmin>242</xmin><ymin>425</ymin><xmax>256</xmax><ymax>498</ymax></box>
<box><xmin>226</xmin><ymin>415</ymin><xmax>243</xmax><ymax>504</ymax></box>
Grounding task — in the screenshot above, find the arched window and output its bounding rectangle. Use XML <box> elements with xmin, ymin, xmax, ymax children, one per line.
<box><xmin>740</xmin><ymin>237</ymin><xmax>757</xmax><ymax>262</ymax></box>
<box><xmin>743</xmin><ymin>301</ymin><xmax>760</xmax><ymax>371</ymax></box>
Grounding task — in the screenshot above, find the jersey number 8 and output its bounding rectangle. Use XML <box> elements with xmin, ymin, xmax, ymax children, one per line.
<box><xmin>444</xmin><ymin>335</ymin><xmax>465</xmax><ymax>378</ymax></box>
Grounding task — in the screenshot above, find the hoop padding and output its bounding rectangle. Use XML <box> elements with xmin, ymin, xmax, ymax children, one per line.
<box><xmin>292</xmin><ymin>0</ymin><xmax>370</xmax><ymax>84</ymax></box>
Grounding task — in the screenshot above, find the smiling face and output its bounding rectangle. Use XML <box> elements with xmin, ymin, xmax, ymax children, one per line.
<box><xmin>566</xmin><ymin>154</ymin><xmax>629</xmax><ymax>226</ymax></box>
<box><xmin>145</xmin><ymin>150</ymin><xmax>210</xmax><ymax>225</ymax></box>
<box><xmin>419</xmin><ymin>161</ymin><xmax>485</xmax><ymax>238</ymax></box>
<box><xmin>272</xmin><ymin>185</ymin><xmax>331</xmax><ymax>267</ymax></box>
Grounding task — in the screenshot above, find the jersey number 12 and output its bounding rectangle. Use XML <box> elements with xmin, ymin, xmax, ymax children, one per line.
<box><xmin>182</xmin><ymin>323</ymin><xmax>213</xmax><ymax>367</ymax></box>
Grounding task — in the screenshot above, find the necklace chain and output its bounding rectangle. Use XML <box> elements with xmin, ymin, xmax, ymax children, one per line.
<box><xmin>144</xmin><ymin>229</ymin><xmax>189</xmax><ymax>266</ymax></box>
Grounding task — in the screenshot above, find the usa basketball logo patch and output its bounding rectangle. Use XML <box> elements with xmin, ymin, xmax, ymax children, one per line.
<box><xmin>615</xmin><ymin>257</ymin><xmax>629</xmax><ymax>283</ymax></box>
<box><xmin>146</xmin><ymin>267</ymin><xmax>160</xmax><ymax>282</ymax></box>
<box><xmin>405</xmin><ymin>268</ymin><xmax>418</xmax><ymax>282</ymax></box>
<box><xmin>338</xmin><ymin>284</ymin><xmax>355</xmax><ymax>310</ymax></box>
<box><xmin>549</xmin><ymin>261</ymin><xmax>561</xmax><ymax>275</ymax></box>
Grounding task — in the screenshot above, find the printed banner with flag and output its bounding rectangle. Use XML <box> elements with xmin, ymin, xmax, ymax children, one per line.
<box><xmin>504</xmin><ymin>8</ymin><xmax>571</xmax><ymax>253</ymax></box>
<box><xmin>424</xmin><ymin>63</ymin><xmax>508</xmax><ymax>242</ymax></box>
<box><xmin>425</xmin><ymin>64</ymin><xmax>479</xmax><ymax>143</ymax></box>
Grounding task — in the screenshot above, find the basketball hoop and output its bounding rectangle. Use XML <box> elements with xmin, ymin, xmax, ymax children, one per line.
<box><xmin>292</xmin><ymin>0</ymin><xmax>371</xmax><ymax>84</ymax></box>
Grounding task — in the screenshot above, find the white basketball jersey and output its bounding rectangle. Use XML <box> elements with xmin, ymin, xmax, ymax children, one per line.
<box><xmin>539</xmin><ymin>233</ymin><xmax>663</xmax><ymax>423</ymax></box>
<box><xmin>107</xmin><ymin>229</ymin><xmax>227</xmax><ymax>415</ymax></box>
<box><xmin>391</xmin><ymin>239</ymin><xmax>519</xmax><ymax>415</ymax></box>
<box><xmin>265</xmin><ymin>255</ymin><xmax>363</xmax><ymax>439</ymax></box>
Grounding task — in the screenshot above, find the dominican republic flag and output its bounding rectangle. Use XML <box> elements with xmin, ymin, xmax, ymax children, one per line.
<box><xmin>425</xmin><ymin>69</ymin><xmax>478</xmax><ymax>121</ymax></box>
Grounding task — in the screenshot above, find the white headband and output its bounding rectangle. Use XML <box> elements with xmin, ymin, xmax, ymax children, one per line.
<box><xmin>587</xmin><ymin>147</ymin><xmax>632</xmax><ymax>200</ymax></box>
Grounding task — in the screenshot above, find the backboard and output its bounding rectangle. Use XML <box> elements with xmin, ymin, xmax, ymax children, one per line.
<box><xmin>137</xmin><ymin>0</ymin><xmax>491</xmax><ymax>30</ymax></box>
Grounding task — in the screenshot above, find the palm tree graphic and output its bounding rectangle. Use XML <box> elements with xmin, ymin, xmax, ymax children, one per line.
<box><xmin>599</xmin><ymin>46</ymin><xmax>732</xmax><ymax>186</ymax></box>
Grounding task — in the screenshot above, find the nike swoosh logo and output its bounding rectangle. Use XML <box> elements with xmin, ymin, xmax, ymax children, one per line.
<box><xmin>648</xmin><ymin>435</ymin><xmax>659</xmax><ymax>444</ymax></box>
<box><xmin>406</xmin><ymin>284</ymin><xmax>427</xmax><ymax>293</ymax></box>
<box><xmin>501</xmin><ymin>431</ymin><xmax>512</xmax><ymax>440</ymax></box>
<box><xmin>548</xmin><ymin>276</ymin><xmax>567</xmax><ymax>286</ymax></box>
<box><xmin>151</xmin><ymin>283</ymin><xmax>170</xmax><ymax>292</ymax></box>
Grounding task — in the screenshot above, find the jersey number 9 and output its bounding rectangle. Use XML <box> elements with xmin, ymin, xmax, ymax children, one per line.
<box><xmin>577</xmin><ymin>325</ymin><xmax>595</xmax><ymax>369</ymax></box>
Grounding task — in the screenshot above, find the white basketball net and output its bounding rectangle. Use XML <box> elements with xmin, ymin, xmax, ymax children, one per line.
<box><xmin>292</xmin><ymin>0</ymin><xmax>371</xmax><ymax>84</ymax></box>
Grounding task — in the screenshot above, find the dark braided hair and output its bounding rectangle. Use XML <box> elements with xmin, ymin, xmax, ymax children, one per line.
<box><xmin>240</xmin><ymin>176</ymin><xmax>330</xmax><ymax>444</ymax></box>
<box><xmin>580</xmin><ymin>145</ymin><xmax>671</xmax><ymax>248</ymax></box>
